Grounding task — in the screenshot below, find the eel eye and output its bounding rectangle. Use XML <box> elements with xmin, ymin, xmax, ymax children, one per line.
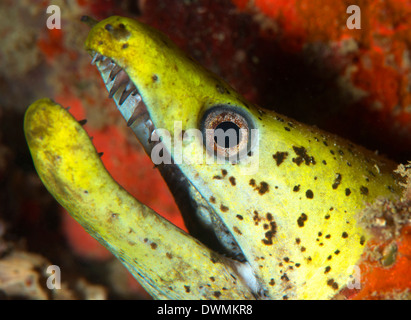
<box><xmin>201</xmin><ymin>105</ymin><xmax>254</xmax><ymax>161</ymax></box>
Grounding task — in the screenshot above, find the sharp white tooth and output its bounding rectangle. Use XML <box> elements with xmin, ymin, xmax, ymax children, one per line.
<box><xmin>119</xmin><ymin>89</ymin><xmax>131</xmax><ymax>105</ymax></box>
<box><xmin>108</xmin><ymin>70</ymin><xmax>129</xmax><ymax>98</ymax></box>
<box><xmin>91</xmin><ymin>53</ymin><xmax>101</xmax><ymax>65</ymax></box>
<box><xmin>126</xmin><ymin>96</ymin><xmax>143</xmax><ymax>127</ymax></box>
<box><xmin>99</xmin><ymin>59</ymin><xmax>114</xmax><ymax>72</ymax></box>
<box><xmin>119</xmin><ymin>83</ymin><xmax>135</xmax><ymax>105</ymax></box>
<box><xmin>109</xmin><ymin>65</ymin><xmax>122</xmax><ymax>81</ymax></box>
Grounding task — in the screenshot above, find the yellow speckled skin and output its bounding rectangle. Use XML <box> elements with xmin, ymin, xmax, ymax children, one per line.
<box><xmin>24</xmin><ymin>98</ymin><xmax>255</xmax><ymax>300</ymax></box>
<box><xmin>25</xmin><ymin>16</ymin><xmax>403</xmax><ymax>299</ymax></box>
<box><xmin>84</xmin><ymin>17</ymin><xmax>403</xmax><ymax>299</ymax></box>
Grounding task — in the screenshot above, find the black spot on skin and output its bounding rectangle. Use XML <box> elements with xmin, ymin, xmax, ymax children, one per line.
<box><xmin>229</xmin><ymin>176</ymin><xmax>236</xmax><ymax>186</ymax></box>
<box><xmin>210</xmin><ymin>277</ymin><xmax>215</xmax><ymax>282</ymax></box>
<box><xmin>284</xmin><ymin>127</ymin><xmax>291</xmax><ymax>131</ymax></box>
<box><xmin>283</xmin><ymin>257</ymin><xmax>290</xmax><ymax>262</ymax></box>
<box><xmin>292</xmin><ymin>146</ymin><xmax>316</xmax><ymax>166</ymax></box>
<box><xmin>332</xmin><ymin>173</ymin><xmax>342</xmax><ymax>189</ymax></box>
<box><xmin>306</xmin><ymin>189</ymin><xmax>314</xmax><ymax>199</ymax></box>
<box><xmin>220</xmin><ymin>204</ymin><xmax>229</xmax><ymax>212</ymax></box>
<box><xmin>166</xmin><ymin>252</ymin><xmax>173</xmax><ymax>259</ymax></box>
<box><xmin>324</xmin><ymin>266</ymin><xmax>331</xmax><ymax>274</ymax></box>
<box><xmin>150</xmin><ymin>243</ymin><xmax>157</xmax><ymax>249</ymax></box>
<box><xmin>213</xmin><ymin>175</ymin><xmax>222</xmax><ymax>180</ymax></box>
<box><xmin>273</xmin><ymin>151</ymin><xmax>289</xmax><ymax>166</ymax></box>
<box><xmin>327</xmin><ymin>279</ymin><xmax>339</xmax><ymax>290</ymax></box>
<box><xmin>301</xmin><ymin>246</ymin><xmax>306</xmax><ymax>252</ymax></box>
<box><xmin>258</xmin><ymin>182</ymin><xmax>269</xmax><ymax>195</ymax></box>
<box><xmin>296</xmin><ymin>238</ymin><xmax>301</xmax><ymax>244</ymax></box>
<box><xmin>338</xmin><ymin>150</ymin><xmax>344</xmax><ymax>156</ymax></box>
<box><xmin>283</xmin><ymin>295</ymin><xmax>288</xmax><ymax>300</ymax></box>
<box><xmin>122</xmin><ymin>43</ymin><xmax>129</xmax><ymax>49</ymax></box>
<box><xmin>266</xmin><ymin>213</ymin><xmax>273</xmax><ymax>221</ymax></box>
<box><xmin>360</xmin><ymin>186</ymin><xmax>369</xmax><ymax>195</ymax></box>
<box><xmin>152</xmin><ymin>74</ymin><xmax>158</xmax><ymax>82</ymax></box>
<box><xmin>322</xmin><ymin>160</ymin><xmax>327</xmax><ymax>165</ymax></box>
<box><xmin>297</xmin><ymin>213</ymin><xmax>308</xmax><ymax>227</ymax></box>
<box><xmin>251</xmin><ymin>181</ymin><xmax>270</xmax><ymax>195</ymax></box>
<box><xmin>233</xmin><ymin>226</ymin><xmax>242</xmax><ymax>235</ymax></box>
<box><xmin>293</xmin><ymin>185</ymin><xmax>300</xmax><ymax>192</ymax></box>
<box><xmin>342</xmin><ymin>232</ymin><xmax>348</xmax><ymax>238</ymax></box>
<box><xmin>221</xmin><ymin>169</ymin><xmax>227</xmax><ymax>177</ymax></box>
<box><xmin>213</xmin><ymin>291</ymin><xmax>221</xmax><ymax>298</ymax></box>
<box><xmin>360</xmin><ymin>235</ymin><xmax>366</xmax><ymax>245</ymax></box>
<box><xmin>105</xmin><ymin>23</ymin><xmax>114</xmax><ymax>31</ymax></box>
<box><xmin>281</xmin><ymin>273</ymin><xmax>289</xmax><ymax>281</ymax></box>
<box><xmin>325</xmin><ymin>214</ymin><xmax>331</xmax><ymax>220</ymax></box>
<box><xmin>269</xmin><ymin>278</ymin><xmax>275</xmax><ymax>286</ymax></box>
<box><xmin>345</xmin><ymin>188</ymin><xmax>351</xmax><ymax>196</ymax></box>
<box><xmin>209</xmin><ymin>196</ymin><xmax>216</xmax><ymax>203</ymax></box>
<box><xmin>325</xmin><ymin>234</ymin><xmax>331</xmax><ymax>239</ymax></box>
<box><xmin>295</xmin><ymin>263</ymin><xmax>301</xmax><ymax>267</ymax></box>
<box><xmin>184</xmin><ymin>285</ymin><xmax>190</xmax><ymax>293</ymax></box>
<box><xmin>262</xmin><ymin>221</ymin><xmax>277</xmax><ymax>245</ymax></box>
<box><xmin>236</xmin><ymin>214</ymin><xmax>243</xmax><ymax>220</ymax></box>
<box><xmin>253</xmin><ymin>211</ymin><xmax>261</xmax><ymax>225</ymax></box>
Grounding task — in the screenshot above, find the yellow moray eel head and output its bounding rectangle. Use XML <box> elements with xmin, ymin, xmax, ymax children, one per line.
<box><xmin>26</xmin><ymin>16</ymin><xmax>403</xmax><ymax>299</ymax></box>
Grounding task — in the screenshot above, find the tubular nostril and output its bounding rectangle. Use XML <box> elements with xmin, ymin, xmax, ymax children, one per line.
<box><xmin>80</xmin><ymin>15</ymin><xmax>98</xmax><ymax>28</ymax></box>
<box><xmin>105</xmin><ymin>23</ymin><xmax>114</xmax><ymax>32</ymax></box>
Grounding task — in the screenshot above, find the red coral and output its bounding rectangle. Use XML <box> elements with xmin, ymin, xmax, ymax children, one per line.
<box><xmin>232</xmin><ymin>0</ymin><xmax>411</xmax><ymax>159</ymax></box>
<box><xmin>352</xmin><ymin>226</ymin><xmax>411</xmax><ymax>299</ymax></box>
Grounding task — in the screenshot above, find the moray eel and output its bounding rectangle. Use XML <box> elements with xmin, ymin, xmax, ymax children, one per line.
<box><xmin>25</xmin><ymin>16</ymin><xmax>403</xmax><ymax>299</ymax></box>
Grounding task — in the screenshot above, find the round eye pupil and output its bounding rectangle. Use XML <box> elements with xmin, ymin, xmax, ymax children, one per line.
<box><xmin>214</xmin><ymin>121</ymin><xmax>241</xmax><ymax>149</ymax></box>
<box><xmin>201</xmin><ymin>105</ymin><xmax>255</xmax><ymax>162</ymax></box>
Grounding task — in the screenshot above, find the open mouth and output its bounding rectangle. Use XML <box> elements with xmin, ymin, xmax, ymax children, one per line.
<box><xmin>90</xmin><ymin>51</ymin><xmax>263</xmax><ymax>297</ymax></box>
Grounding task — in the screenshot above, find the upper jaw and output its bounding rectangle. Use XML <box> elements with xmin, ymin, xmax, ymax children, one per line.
<box><xmin>91</xmin><ymin>51</ymin><xmax>157</xmax><ymax>153</ymax></box>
